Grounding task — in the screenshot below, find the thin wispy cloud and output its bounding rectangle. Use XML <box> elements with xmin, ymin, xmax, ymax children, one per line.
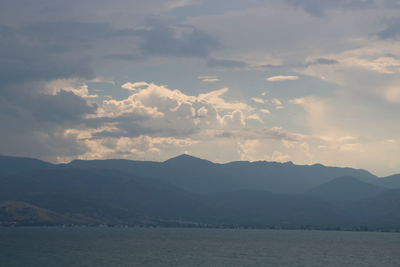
<box><xmin>265</xmin><ymin>76</ymin><xmax>299</xmax><ymax>82</ymax></box>
<box><xmin>251</xmin><ymin>97</ymin><xmax>266</xmax><ymax>104</ymax></box>
<box><xmin>198</xmin><ymin>75</ymin><xmax>220</xmax><ymax>82</ymax></box>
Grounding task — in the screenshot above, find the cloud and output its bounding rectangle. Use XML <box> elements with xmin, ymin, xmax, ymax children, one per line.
<box><xmin>307</xmin><ymin>58</ymin><xmax>339</xmax><ymax>65</ymax></box>
<box><xmin>0</xmin><ymin>86</ymin><xmax>96</xmax><ymax>162</ymax></box>
<box><xmin>1</xmin><ymin>0</ymin><xmax>400</xmax><ymax>175</ymax></box>
<box><xmin>265</xmin><ymin>75</ymin><xmax>299</xmax><ymax>82</ymax></box>
<box><xmin>0</xmin><ymin>0</ymin><xmax>193</xmax><ymax>27</ymax></box>
<box><xmin>251</xmin><ymin>97</ymin><xmax>266</xmax><ymax>104</ymax></box>
<box><xmin>0</xmin><ymin>24</ymin><xmax>94</xmax><ymax>86</ymax></box>
<box><xmin>66</xmin><ymin>135</ymin><xmax>198</xmax><ymax>162</ymax></box>
<box><xmin>44</xmin><ymin>79</ymin><xmax>99</xmax><ymax>98</ymax></box>
<box><xmin>198</xmin><ymin>75</ymin><xmax>220</xmax><ymax>82</ymax></box>
<box><xmin>134</xmin><ymin>23</ymin><xmax>221</xmax><ymax>58</ymax></box>
<box><xmin>121</xmin><ymin>82</ymin><xmax>150</xmax><ymax>91</ymax></box>
<box><xmin>259</xmin><ymin>108</ymin><xmax>271</xmax><ymax>114</ymax></box>
<box><xmin>284</xmin><ymin>0</ymin><xmax>374</xmax><ymax>16</ymax></box>
<box><xmin>28</xmin><ymin>90</ymin><xmax>96</xmax><ymax>122</ymax></box>
<box><xmin>271</xmin><ymin>98</ymin><xmax>282</xmax><ymax>106</ymax></box>
<box><xmin>271</xmin><ymin>98</ymin><xmax>285</xmax><ymax>110</ymax></box>
<box><xmin>221</xmin><ymin>110</ymin><xmax>246</xmax><ymax>129</ymax></box>
<box><xmin>376</xmin><ymin>18</ymin><xmax>400</xmax><ymax>40</ymax></box>
<box><xmin>384</xmin><ymin>85</ymin><xmax>400</xmax><ymax>104</ymax></box>
<box><xmin>206</xmin><ymin>58</ymin><xmax>248</xmax><ymax>68</ymax></box>
<box><xmin>91</xmin><ymin>82</ymin><xmax>255</xmax><ymax>140</ymax></box>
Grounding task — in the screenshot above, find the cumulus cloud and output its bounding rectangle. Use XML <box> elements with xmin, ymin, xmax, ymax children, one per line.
<box><xmin>121</xmin><ymin>82</ymin><xmax>150</xmax><ymax>91</ymax></box>
<box><xmin>2</xmin><ymin>0</ymin><xmax>400</xmax><ymax>175</ymax></box>
<box><xmin>43</xmin><ymin>79</ymin><xmax>99</xmax><ymax>98</ymax></box>
<box><xmin>91</xmin><ymin>82</ymin><xmax>258</xmax><ymax>141</ymax></box>
<box><xmin>64</xmin><ymin>135</ymin><xmax>198</xmax><ymax>162</ymax></box>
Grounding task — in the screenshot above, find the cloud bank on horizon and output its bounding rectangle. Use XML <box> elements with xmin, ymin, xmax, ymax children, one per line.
<box><xmin>0</xmin><ymin>0</ymin><xmax>399</xmax><ymax>176</ymax></box>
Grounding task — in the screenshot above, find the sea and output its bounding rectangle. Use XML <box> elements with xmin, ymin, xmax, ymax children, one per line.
<box><xmin>1</xmin><ymin>227</ymin><xmax>399</xmax><ymax>266</ymax></box>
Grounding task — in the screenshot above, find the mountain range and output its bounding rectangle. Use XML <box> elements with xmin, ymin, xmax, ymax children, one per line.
<box><xmin>1</xmin><ymin>154</ymin><xmax>400</xmax><ymax>229</ymax></box>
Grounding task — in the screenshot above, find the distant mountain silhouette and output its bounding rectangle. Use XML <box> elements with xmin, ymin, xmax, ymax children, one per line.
<box><xmin>65</xmin><ymin>154</ymin><xmax>377</xmax><ymax>194</ymax></box>
<box><xmin>199</xmin><ymin>190</ymin><xmax>342</xmax><ymax>227</ymax></box>
<box><xmin>0</xmin><ymin>168</ymin><xmax>199</xmax><ymax>225</ymax></box>
<box><xmin>351</xmin><ymin>189</ymin><xmax>400</xmax><ymax>228</ymax></box>
<box><xmin>1</xmin><ymin>154</ymin><xmax>400</xmax><ymax>229</ymax></box>
<box><xmin>308</xmin><ymin>176</ymin><xmax>385</xmax><ymax>206</ymax></box>
<box><xmin>375</xmin><ymin>174</ymin><xmax>400</xmax><ymax>189</ymax></box>
<box><xmin>164</xmin><ymin>154</ymin><xmax>214</xmax><ymax>165</ymax></box>
<box><xmin>0</xmin><ymin>155</ymin><xmax>54</xmax><ymax>173</ymax></box>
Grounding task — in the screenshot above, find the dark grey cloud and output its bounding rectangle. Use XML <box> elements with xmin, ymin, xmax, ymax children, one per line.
<box><xmin>134</xmin><ymin>24</ymin><xmax>221</xmax><ymax>58</ymax></box>
<box><xmin>214</xmin><ymin>128</ymin><xmax>305</xmax><ymax>142</ymax></box>
<box><xmin>0</xmin><ymin>89</ymin><xmax>95</xmax><ymax>162</ymax></box>
<box><xmin>307</xmin><ymin>58</ymin><xmax>339</xmax><ymax>66</ymax></box>
<box><xmin>0</xmin><ymin>20</ymin><xmax>100</xmax><ymax>158</ymax></box>
<box><xmin>0</xmin><ymin>84</ymin><xmax>96</xmax><ymax>125</ymax></box>
<box><xmin>0</xmin><ymin>20</ymin><xmax>222</xmax><ymax>86</ymax></box>
<box><xmin>383</xmin><ymin>0</ymin><xmax>400</xmax><ymax>8</ymax></box>
<box><xmin>377</xmin><ymin>19</ymin><xmax>400</xmax><ymax>39</ymax></box>
<box><xmin>28</xmin><ymin>90</ymin><xmax>96</xmax><ymax>123</ymax></box>
<box><xmin>104</xmin><ymin>53</ymin><xmax>144</xmax><ymax>61</ymax></box>
<box><xmin>0</xmin><ymin>23</ymin><xmax>95</xmax><ymax>86</ymax></box>
<box><xmin>172</xmin><ymin>0</ymin><xmax>266</xmax><ymax>18</ymax></box>
<box><xmin>285</xmin><ymin>0</ymin><xmax>374</xmax><ymax>16</ymax></box>
<box><xmin>24</xmin><ymin>21</ymin><xmax>116</xmax><ymax>45</ymax></box>
<box><xmin>207</xmin><ymin>58</ymin><xmax>248</xmax><ymax>68</ymax></box>
<box><xmin>0</xmin><ymin>12</ymin><xmax>222</xmax><ymax>159</ymax></box>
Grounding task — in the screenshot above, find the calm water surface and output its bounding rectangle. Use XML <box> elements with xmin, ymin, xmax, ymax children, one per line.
<box><xmin>1</xmin><ymin>227</ymin><xmax>399</xmax><ymax>266</ymax></box>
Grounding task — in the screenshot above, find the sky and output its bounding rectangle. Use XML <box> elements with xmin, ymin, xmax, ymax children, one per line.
<box><xmin>0</xmin><ymin>0</ymin><xmax>400</xmax><ymax>176</ymax></box>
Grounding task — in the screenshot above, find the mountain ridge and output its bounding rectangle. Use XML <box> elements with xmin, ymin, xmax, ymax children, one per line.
<box><xmin>1</xmin><ymin>154</ymin><xmax>400</xmax><ymax>229</ymax></box>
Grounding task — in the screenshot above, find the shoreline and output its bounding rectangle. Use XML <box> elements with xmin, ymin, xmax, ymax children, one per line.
<box><xmin>1</xmin><ymin>224</ymin><xmax>400</xmax><ymax>234</ymax></box>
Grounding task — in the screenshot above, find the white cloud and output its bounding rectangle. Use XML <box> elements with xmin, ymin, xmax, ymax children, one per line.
<box><xmin>259</xmin><ymin>108</ymin><xmax>271</xmax><ymax>114</ymax></box>
<box><xmin>64</xmin><ymin>135</ymin><xmax>198</xmax><ymax>162</ymax></box>
<box><xmin>198</xmin><ymin>75</ymin><xmax>220</xmax><ymax>82</ymax></box>
<box><xmin>251</xmin><ymin>97</ymin><xmax>266</xmax><ymax>104</ymax></box>
<box><xmin>266</xmin><ymin>75</ymin><xmax>299</xmax><ymax>82</ymax></box>
<box><xmin>384</xmin><ymin>85</ymin><xmax>400</xmax><ymax>104</ymax></box>
<box><xmin>221</xmin><ymin>110</ymin><xmax>246</xmax><ymax>129</ymax></box>
<box><xmin>246</xmin><ymin>113</ymin><xmax>263</xmax><ymax>123</ymax></box>
<box><xmin>121</xmin><ymin>82</ymin><xmax>151</xmax><ymax>91</ymax></box>
<box><xmin>43</xmin><ymin>79</ymin><xmax>98</xmax><ymax>99</ymax></box>
<box><xmin>93</xmin><ymin>82</ymin><xmax>256</xmax><ymax>134</ymax></box>
<box><xmin>271</xmin><ymin>98</ymin><xmax>282</xmax><ymax>105</ymax></box>
<box><xmin>96</xmin><ymin>96</ymin><xmax>164</xmax><ymax>119</ymax></box>
<box><xmin>197</xmin><ymin>87</ymin><xmax>250</xmax><ymax>111</ymax></box>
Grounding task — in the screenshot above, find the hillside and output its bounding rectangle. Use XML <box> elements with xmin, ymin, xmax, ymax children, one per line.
<box><xmin>65</xmin><ymin>154</ymin><xmax>377</xmax><ymax>194</ymax></box>
<box><xmin>0</xmin><ymin>155</ymin><xmax>399</xmax><ymax>229</ymax></box>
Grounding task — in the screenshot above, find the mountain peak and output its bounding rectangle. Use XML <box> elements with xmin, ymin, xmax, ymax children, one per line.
<box><xmin>163</xmin><ymin>154</ymin><xmax>213</xmax><ymax>164</ymax></box>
